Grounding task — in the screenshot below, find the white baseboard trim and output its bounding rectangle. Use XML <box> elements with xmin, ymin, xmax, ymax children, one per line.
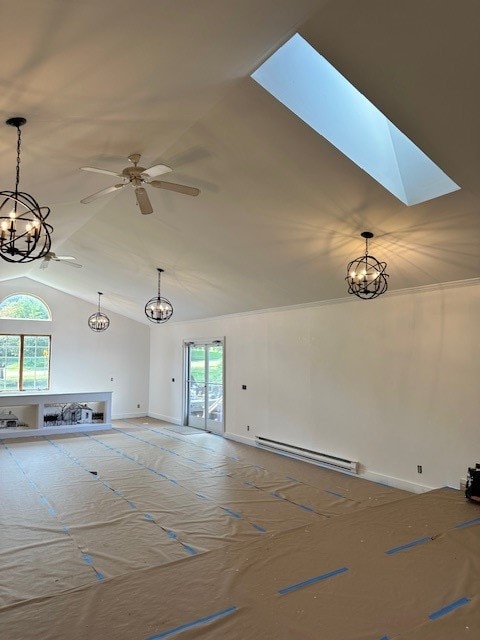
<box><xmin>361</xmin><ymin>469</ymin><xmax>436</xmax><ymax>494</ymax></box>
<box><xmin>112</xmin><ymin>412</ymin><xmax>147</xmax><ymax>420</ymax></box>
<box><xmin>147</xmin><ymin>412</ymin><xmax>182</xmax><ymax>425</ymax></box>
<box><xmin>223</xmin><ymin>432</ymin><xmax>255</xmax><ymax>446</ymax></box>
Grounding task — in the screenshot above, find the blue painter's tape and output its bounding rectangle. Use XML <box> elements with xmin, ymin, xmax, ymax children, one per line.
<box><xmin>48</xmin><ymin>507</ymin><xmax>57</xmax><ymax>517</ymax></box>
<box><xmin>196</xmin><ymin>493</ymin><xmax>206</xmax><ymax>500</ymax></box>
<box><xmin>113</xmin><ymin>490</ymin><xmax>122</xmax><ymax>497</ymax></box>
<box><xmin>252</xmin><ymin>523</ymin><xmax>266</xmax><ymax>532</ymax></box>
<box><xmin>82</xmin><ymin>554</ymin><xmax>94</xmax><ymax>565</ymax></box>
<box><xmin>455</xmin><ymin>516</ymin><xmax>480</xmax><ymax>529</ymax></box>
<box><xmin>299</xmin><ymin>504</ymin><xmax>315</xmax><ymax>512</ymax></box>
<box><xmin>62</xmin><ymin>526</ymin><xmax>70</xmax><ymax>534</ymax></box>
<box><xmin>270</xmin><ymin>491</ymin><xmax>282</xmax><ymax>499</ymax></box>
<box><xmin>429</xmin><ymin>597</ymin><xmax>470</xmax><ymax>620</ymax></box>
<box><xmin>145</xmin><ymin>606</ymin><xmax>237</xmax><ymax>640</ymax></box>
<box><xmin>127</xmin><ymin>501</ymin><xmax>137</xmax><ymax>510</ymax></box>
<box><xmin>324</xmin><ymin>490</ymin><xmax>346</xmax><ymax>498</ymax></box>
<box><xmin>385</xmin><ymin>536</ymin><xmax>431</xmax><ymax>555</ymax></box>
<box><xmin>278</xmin><ymin>566</ymin><xmax>348</xmax><ymax>595</ymax></box>
<box><xmin>95</xmin><ymin>570</ymin><xmax>106</xmax><ymax>581</ymax></box>
<box><xmin>379</xmin><ymin>636</ymin><xmax>390</xmax><ymax>639</ymax></box>
<box><xmin>182</xmin><ymin>544</ymin><xmax>197</xmax><ymax>555</ymax></box>
<box><xmin>144</xmin><ymin>513</ymin><xmax>155</xmax><ymax>522</ymax></box>
<box><xmin>222</xmin><ymin>508</ymin><xmax>242</xmax><ymax>519</ymax></box>
<box><xmin>286</xmin><ymin>476</ymin><xmax>299</xmax><ymax>482</ymax></box>
<box><xmin>166</xmin><ymin>530</ymin><xmax>177</xmax><ymax>540</ymax></box>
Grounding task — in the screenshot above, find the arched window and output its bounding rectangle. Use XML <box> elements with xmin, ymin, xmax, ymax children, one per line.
<box><xmin>0</xmin><ymin>295</ymin><xmax>51</xmax><ymax>391</ymax></box>
<box><xmin>0</xmin><ymin>294</ymin><xmax>51</xmax><ymax>320</ymax></box>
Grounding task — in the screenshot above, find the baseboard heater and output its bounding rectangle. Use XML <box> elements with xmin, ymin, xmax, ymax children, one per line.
<box><xmin>255</xmin><ymin>436</ymin><xmax>359</xmax><ymax>474</ymax></box>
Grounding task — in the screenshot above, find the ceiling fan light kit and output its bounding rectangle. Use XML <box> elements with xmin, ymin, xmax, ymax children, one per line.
<box><xmin>88</xmin><ymin>292</ymin><xmax>110</xmax><ymax>332</ymax></box>
<box><xmin>0</xmin><ymin>117</ymin><xmax>53</xmax><ymax>263</ymax></box>
<box><xmin>145</xmin><ymin>268</ymin><xmax>174</xmax><ymax>324</ymax></box>
<box><xmin>80</xmin><ymin>153</ymin><xmax>200</xmax><ymax>214</ymax></box>
<box><xmin>346</xmin><ymin>231</ymin><xmax>389</xmax><ymax>300</ymax></box>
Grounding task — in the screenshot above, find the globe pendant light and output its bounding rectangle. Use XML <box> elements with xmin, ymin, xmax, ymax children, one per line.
<box><xmin>346</xmin><ymin>231</ymin><xmax>388</xmax><ymax>299</ymax></box>
<box><xmin>0</xmin><ymin>117</ymin><xmax>53</xmax><ymax>263</ymax></box>
<box><xmin>145</xmin><ymin>268</ymin><xmax>173</xmax><ymax>323</ymax></box>
<box><xmin>88</xmin><ymin>292</ymin><xmax>110</xmax><ymax>332</ymax></box>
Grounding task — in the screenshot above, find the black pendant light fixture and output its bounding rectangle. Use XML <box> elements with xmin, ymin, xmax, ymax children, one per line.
<box><xmin>346</xmin><ymin>231</ymin><xmax>388</xmax><ymax>299</ymax></box>
<box><xmin>88</xmin><ymin>292</ymin><xmax>110</xmax><ymax>332</ymax></box>
<box><xmin>145</xmin><ymin>268</ymin><xmax>173</xmax><ymax>323</ymax></box>
<box><xmin>0</xmin><ymin>117</ymin><xmax>53</xmax><ymax>263</ymax></box>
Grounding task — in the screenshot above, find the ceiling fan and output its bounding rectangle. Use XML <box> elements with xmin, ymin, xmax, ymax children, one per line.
<box><xmin>40</xmin><ymin>252</ymin><xmax>83</xmax><ymax>270</ymax></box>
<box><xmin>80</xmin><ymin>153</ymin><xmax>200</xmax><ymax>215</ymax></box>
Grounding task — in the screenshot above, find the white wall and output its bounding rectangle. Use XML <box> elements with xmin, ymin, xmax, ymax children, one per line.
<box><xmin>149</xmin><ymin>280</ymin><xmax>480</xmax><ymax>492</ymax></box>
<box><xmin>1</xmin><ymin>278</ymin><xmax>150</xmax><ymax>418</ymax></box>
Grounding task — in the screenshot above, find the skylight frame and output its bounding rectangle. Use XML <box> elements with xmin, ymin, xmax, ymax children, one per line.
<box><xmin>251</xmin><ymin>33</ymin><xmax>459</xmax><ymax>206</ymax></box>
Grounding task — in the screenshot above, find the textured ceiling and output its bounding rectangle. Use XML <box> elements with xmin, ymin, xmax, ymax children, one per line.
<box><xmin>1</xmin><ymin>0</ymin><xmax>479</xmax><ymax>323</ymax></box>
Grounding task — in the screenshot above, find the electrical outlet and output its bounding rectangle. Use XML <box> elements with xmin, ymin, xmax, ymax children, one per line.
<box><xmin>110</xmin><ymin>377</ymin><xmax>114</xmax><ymax>382</ymax></box>
<box><xmin>246</xmin><ymin>425</ymin><xmax>250</xmax><ymax>431</ymax></box>
<box><xmin>137</xmin><ymin>404</ymin><xmax>140</xmax><ymax>409</ymax></box>
<box><xmin>417</xmin><ymin>465</ymin><xmax>423</xmax><ymax>474</ymax></box>
<box><xmin>242</xmin><ymin>385</ymin><xmax>247</xmax><ymax>390</ymax></box>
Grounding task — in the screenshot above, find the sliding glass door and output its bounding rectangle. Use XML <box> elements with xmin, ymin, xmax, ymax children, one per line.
<box><xmin>184</xmin><ymin>340</ymin><xmax>224</xmax><ymax>434</ymax></box>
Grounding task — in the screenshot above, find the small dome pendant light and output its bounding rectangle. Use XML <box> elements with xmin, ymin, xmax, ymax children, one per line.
<box><xmin>0</xmin><ymin>117</ymin><xmax>53</xmax><ymax>263</ymax></box>
<box><xmin>88</xmin><ymin>292</ymin><xmax>110</xmax><ymax>332</ymax></box>
<box><xmin>346</xmin><ymin>231</ymin><xmax>388</xmax><ymax>299</ymax></box>
<box><xmin>145</xmin><ymin>268</ymin><xmax>173</xmax><ymax>324</ymax></box>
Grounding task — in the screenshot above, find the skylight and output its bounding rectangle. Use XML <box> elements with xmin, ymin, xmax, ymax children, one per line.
<box><xmin>251</xmin><ymin>34</ymin><xmax>459</xmax><ymax>206</ymax></box>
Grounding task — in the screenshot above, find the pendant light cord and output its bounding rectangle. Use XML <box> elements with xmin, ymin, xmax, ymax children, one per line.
<box><xmin>15</xmin><ymin>124</ymin><xmax>22</xmax><ymax>198</ymax></box>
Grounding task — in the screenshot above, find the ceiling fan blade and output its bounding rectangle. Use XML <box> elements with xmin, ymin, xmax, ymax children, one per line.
<box><xmin>80</xmin><ymin>166</ymin><xmax>123</xmax><ymax>177</ymax></box>
<box><xmin>81</xmin><ymin>183</ymin><xmax>127</xmax><ymax>204</ymax></box>
<box><xmin>141</xmin><ymin>164</ymin><xmax>172</xmax><ymax>179</ymax></box>
<box><xmin>135</xmin><ymin>187</ymin><xmax>153</xmax><ymax>215</ymax></box>
<box><xmin>149</xmin><ymin>180</ymin><xmax>200</xmax><ymax>197</ymax></box>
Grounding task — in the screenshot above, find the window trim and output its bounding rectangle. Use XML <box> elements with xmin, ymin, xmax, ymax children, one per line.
<box><xmin>0</xmin><ymin>334</ymin><xmax>51</xmax><ymax>391</ymax></box>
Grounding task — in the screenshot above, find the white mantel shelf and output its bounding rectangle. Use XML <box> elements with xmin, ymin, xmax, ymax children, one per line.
<box><xmin>0</xmin><ymin>391</ymin><xmax>112</xmax><ymax>439</ymax></box>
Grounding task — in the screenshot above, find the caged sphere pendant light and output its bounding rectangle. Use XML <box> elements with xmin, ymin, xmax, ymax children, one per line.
<box><xmin>88</xmin><ymin>292</ymin><xmax>110</xmax><ymax>332</ymax></box>
<box><xmin>0</xmin><ymin>117</ymin><xmax>53</xmax><ymax>263</ymax></box>
<box><xmin>145</xmin><ymin>268</ymin><xmax>173</xmax><ymax>324</ymax></box>
<box><xmin>346</xmin><ymin>231</ymin><xmax>388</xmax><ymax>300</ymax></box>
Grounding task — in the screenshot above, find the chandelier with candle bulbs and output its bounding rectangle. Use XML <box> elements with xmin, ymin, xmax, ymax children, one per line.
<box><xmin>346</xmin><ymin>231</ymin><xmax>388</xmax><ymax>299</ymax></box>
<box><xmin>0</xmin><ymin>117</ymin><xmax>53</xmax><ymax>263</ymax></box>
<box><xmin>145</xmin><ymin>268</ymin><xmax>173</xmax><ymax>323</ymax></box>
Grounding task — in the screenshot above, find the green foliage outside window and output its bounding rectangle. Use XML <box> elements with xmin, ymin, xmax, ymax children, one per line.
<box><xmin>0</xmin><ymin>294</ymin><xmax>51</xmax><ymax>320</ymax></box>
<box><xmin>0</xmin><ymin>335</ymin><xmax>50</xmax><ymax>391</ymax></box>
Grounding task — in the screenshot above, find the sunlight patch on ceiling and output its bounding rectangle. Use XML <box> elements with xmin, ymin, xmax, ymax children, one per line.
<box><xmin>252</xmin><ymin>34</ymin><xmax>459</xmax><ymax>206</ymax></box>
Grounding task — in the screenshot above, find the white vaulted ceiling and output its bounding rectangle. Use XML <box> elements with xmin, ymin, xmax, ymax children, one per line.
<box><xmin>1</xmin><ymin>0</ymin><xmax>479</xmax><ymax>322</ymax></box>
